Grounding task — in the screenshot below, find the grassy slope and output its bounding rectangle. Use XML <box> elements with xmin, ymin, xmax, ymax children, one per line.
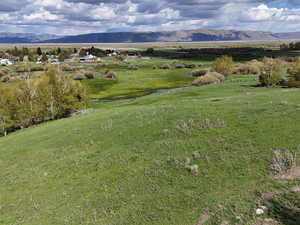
<box><xmin>0</xmin><ymin>76</ymin><xmax>300</xmax><ymax>225</ymax></box>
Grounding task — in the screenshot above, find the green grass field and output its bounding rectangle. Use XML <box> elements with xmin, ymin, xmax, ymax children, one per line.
<box><xmin>83</xmin><ymin>58</ymin><xmax>205</xmax><ymax>100</ymax></box>
<box><xmin>0</xmin><ymin>72</ymin><xmax>300</xmax><ymax>224</ymax></box>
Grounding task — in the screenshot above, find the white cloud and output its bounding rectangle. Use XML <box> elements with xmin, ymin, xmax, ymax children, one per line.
<box><xmin>0</xmin><ymin>0</ymin><xmax>299</xmax><ymax>34</ymax></box>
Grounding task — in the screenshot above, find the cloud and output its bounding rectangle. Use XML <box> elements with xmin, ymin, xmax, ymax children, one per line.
<box><xmin>0</xmin><ymin>0</ymin><xmax>299</xmax><ymax>34</ymax></box>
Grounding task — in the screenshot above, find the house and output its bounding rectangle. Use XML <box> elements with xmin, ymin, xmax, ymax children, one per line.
<box><xmin>80</xmin><ymin>54</ymin><xmax>96</xmax><ymax>63</ymax></box>
<box><xmin>0</xmin><ymin>59</ymin><xmax>13</xmax><ymax>66</ymax></box>
<box><xmin>50</xmin><ymin>59</ymin><xmax>60</xmax><ymax>65</ymax></box>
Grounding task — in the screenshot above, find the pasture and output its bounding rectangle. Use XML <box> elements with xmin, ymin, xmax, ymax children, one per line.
<box><xmin>0</xmin><ymin>43</ymin><xmax>300</xmax><ymax>225</ymax></box>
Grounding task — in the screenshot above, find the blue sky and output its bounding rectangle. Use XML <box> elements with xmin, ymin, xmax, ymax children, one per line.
<box><xmin>0</xmin><ymin>0</ymin><xmax>300</xmax><ymax>35</ymax></box>
<box><xmin>268</xmin><ymin>0</ymin><xmax>299</xmax><ymax>8</ymax></box>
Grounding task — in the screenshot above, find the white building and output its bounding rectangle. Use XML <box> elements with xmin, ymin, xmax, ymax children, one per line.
<box><xmin>80</xmin><ymin>54</ymin><xmax>97</xmax><ymax>63</ymax></box>
<box><xmin>0</xmin><ymin>59</ymin><xmax>13</xmax><ymax>66</ymax></box>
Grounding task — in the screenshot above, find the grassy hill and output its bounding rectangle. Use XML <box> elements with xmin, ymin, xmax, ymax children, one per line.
<box><xmin>0</xmin><ymin>75</ymin><xmax>300</xmax><ymax>225</ymax></box>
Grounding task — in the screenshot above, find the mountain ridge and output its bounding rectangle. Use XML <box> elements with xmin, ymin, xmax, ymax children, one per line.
<box><xmin>1</xmin><ymin>29</ymin><xmax>300</xmax><ymax>43</ymax></box>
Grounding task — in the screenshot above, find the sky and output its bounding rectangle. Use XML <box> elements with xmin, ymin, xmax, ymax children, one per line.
<box><xmin>0</xmin><ymin>0</ymin><xmax>300</xmax><ymax>35</ymax></box>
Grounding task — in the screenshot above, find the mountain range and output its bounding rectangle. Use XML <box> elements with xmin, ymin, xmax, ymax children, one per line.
<box><xmin>1</xmin><ymin>30</ymin><xmax>300</xmax><ymax>43</ymax></box>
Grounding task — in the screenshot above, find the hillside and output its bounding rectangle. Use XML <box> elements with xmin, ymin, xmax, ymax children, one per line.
<box><xmin>0</xmin><ymin>75</ymin><xmax>299</xmax><ymax>225</ymax></box>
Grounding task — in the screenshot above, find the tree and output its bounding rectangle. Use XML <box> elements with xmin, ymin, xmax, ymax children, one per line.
<box><xmin>79</xmin><ymin>49</ymin><xmax>87</xmax><ymax>57</ymax></box>
<box><xmin>57</xmin><ymin>48</ymin><xmax>62</xmax><ymax>55</ymax></box>
<box><xmin>0</xmin><ymin>67</ymin><xmax>87</xmax><ymax>136</ymax></box>
<box><xmin>37</xmin><ymin>47</ymin><xmax>42</xmax><ymax>55</ymax></box>
<box><xmin>58</xmin><ymin>53</ymin><xmax>66</xmax><ymax>62</ymax></box>
<box><xmin>41</xmin><ymin>53</ymin><xmax>48</xmax><ymax>62</ymax></box>
<box><xmin>146</xmin><ymin>48</ymin><xmax>154</xmax><ymax>55</ymax></box>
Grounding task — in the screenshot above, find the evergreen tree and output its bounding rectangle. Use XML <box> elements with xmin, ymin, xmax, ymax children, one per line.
<box><xmin>37</xmin><ymin>47</ymin><xmax>42</xmax><ymax>56</ymax></box>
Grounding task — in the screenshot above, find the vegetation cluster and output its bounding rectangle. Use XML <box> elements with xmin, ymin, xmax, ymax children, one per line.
<box><xmin>0</xmin><ymin>67</ymin><xmax>87</xmax><ymax>136</ymax></box>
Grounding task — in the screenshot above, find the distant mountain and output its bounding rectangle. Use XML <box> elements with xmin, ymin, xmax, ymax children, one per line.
<box><xmin>1</xmin><ymin>30</ymin><xmax>300</xmax><ymax>44</ymax></box>
<box><xmin>0</xmin><ymin>33</ymin><xmax>60</xmax><ymax>43</ymax></box>
<box><xmin>273</xmin><ymin>32</ymin><xmax>300</xmax><ymax>40</ymax></box>
<box><xmin>42</xmin><ymin>30</ymin><xmax>279</xmax><ymax>43</ymax></box>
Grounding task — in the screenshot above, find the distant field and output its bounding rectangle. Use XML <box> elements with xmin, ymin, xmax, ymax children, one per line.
<box><xmin>0</xmin><ymin>39</ymin><xmax>296</xmax><ymax>50</ymax></box>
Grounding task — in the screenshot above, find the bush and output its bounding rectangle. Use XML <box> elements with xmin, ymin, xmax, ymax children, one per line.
<box><xmin>212</xmin><ymin>56</ymin><xmax>235</xmax><ymax>77</ymax></box>
<box><xmin>191</xmin><ymin>69</ymin><xmax>210</xmax><ymax>77</ymax></box>
<box><xmin>259</xmin><ymin>58</ymin><xmax>284</xmax><ymax>87</ymax></box>
<box><xmin>61</xmin><ymin>64</ymin><xmax>78</xmax><ymax>72</ymax></box>
<box><xmin>73</xmin><ymin>73</ymin><xmax>86</xmax><ymax>81</ymax></box>
<box><xmin>0</xmin><ymin>68</ymin><xmax>10</xmax><ymax>77</ymax></box>
<box><xmin>287</xmin><ymin>62</ymin><xmax>300</xmax><ymax>87</ymax></box>
<box><xmin>103</xmin><ymin>70</ymin><xmax>117</xmax><ymax>80</ymax></box>
<box><xmin>210</xmin><ymin>72</ymin><xmax>225</xmax><ymax>82</ymax></box>
<box><xmin>192</xmin><ymin>72</ymin><xmax>224</xmax><ymax>86</ymax></box>
<box><xmin>160</xmin><ymin>64</ymin><xmax>171</xmax><ymax>70</ymax></box>
<box><xmin>176</xmin><ymin>64</ymin><xmax>186</xmax><ymax>69</ymax></box>
<box><xmin>234</xmin><ymin>61</ymin><xmax>261</xmax><ymax>75</ymax></box>
<box><xmin>30</xmin><ymin>67</ymin><xmax>44</xmax><ymax>72</ymax></box>
<box><xmin>1</xmin><ymin>75</ymin><xmax>11</xmax><ymax>83</ymax></box>
<box><xmin>0</xmin><ymin>67</ymin><xmax>87</xmax><ymax>136</ymax></box>
<box><xmin>184</xmin><ymin>64</ymin><xmax>196</xmax><ymax>69</ymax></box>
<box><xmin>84</xmin><ymin>72</ymin><xmax>94</xmax><ymax>80</ymax></box>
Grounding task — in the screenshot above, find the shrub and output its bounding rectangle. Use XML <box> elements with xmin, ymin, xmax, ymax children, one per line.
<box><xmin>84</xmin><ymin>72</ymin><xmax>94</xmax><ymax>80</ymax></box>
<box><xmin>212</xmin><ymin>56</ymin><xmax>235</xmax><ymax>77</ymax></box>
<box><xmin>176</xmin><ymin>64</ymin><xmax>186</xmax><ymax>69</ymax></box>
<box><xmin>210</xmin><ymin>72</ymin><xmax>225</xmax><ymax>82</ymax></box>
<box><xmin>104</xmin><ymin>70</ymin><xmax>117</xmax><ymax>80</ymax></box>
<box><xmin>73</xmin><ymin>73</ymin><xmax>86</xmax><ymax>81</ymax></box>
<box><xmin>1</xmin><ymin>75</ymin><xmax>11</xmax><ymax>83</ymax></box>
<box><xmin>234</xmin><ymin>61</ymin><xmax>261</xmax><ymax>75</ymax></box>
<box><xmin>160</xmin><ymin>64</ymin><xmax>171</xmax><ymax>70</ymax></box>
<box><xmin>192</xmin><ymin>72</ymin><xmax>225</xmax><ymax>86</ymax></box>
<box><xmin>30</xmin><ymin>67</ymin><xmax>44</xmax><ymax>72</ymax></box>
<box><xmin>287</xmin><ymin>62</ymin><xmax>300</xmax><ymax>87</ymax></box>
<box><xmin>0</xmin><ymin>68</ymin><xmax>10</xmax><ymax>77</ymax></box>
<box><xmin>259</xmin><ymin>58</ymin><xmax>284</xmax><ymax>87</ymax></box>
<box><xmin>184</xmin><ymin>64</ymin><xmax>197</xmax><ymax>69</ymax></box>
<box><xmin>192</xmin><ymin>73</ymin><xmax>219</xmax><ymax>86</ymax></box>
<box><xmin>191</xmin><ymin>69</ymin><xmax>210</xmax><ymax>77</ymax></box>
<box><xmin>61</xmin><ymin>64</ymin><xmax>77</xmax><ymax>72</ymax></box>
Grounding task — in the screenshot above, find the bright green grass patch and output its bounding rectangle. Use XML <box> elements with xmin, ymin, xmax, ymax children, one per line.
<box><xmin>84</xmin><ymin>68</ymin><xmax>194</xmax><ymax>100</ymax></box>
<box><xmin>83</xmin><ymin>57</ymin><xmax>210</xmax><ymax>100</ymax></box>
<box><xmin>0</xmin><ymin>77</ymin><xmax>300</xmax><ymax>225</ymax></box>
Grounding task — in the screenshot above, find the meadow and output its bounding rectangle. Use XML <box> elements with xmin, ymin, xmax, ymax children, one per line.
<box><xmin>0</xmin><ymin>45</ymin><xmax>300</xmax><ymax>225</ymax></box>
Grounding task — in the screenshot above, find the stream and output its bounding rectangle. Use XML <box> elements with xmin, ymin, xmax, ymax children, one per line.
<box><xmin>90</xmin><ymin>86</ymin><xmax>194</xmax><ymax>103</ymax></box>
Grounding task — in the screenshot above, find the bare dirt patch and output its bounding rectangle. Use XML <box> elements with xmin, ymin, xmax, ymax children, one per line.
<box><xmin>195</xmin><ymin>213</ymin><xmax>212</xmax><ymax>225</ymax></box>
